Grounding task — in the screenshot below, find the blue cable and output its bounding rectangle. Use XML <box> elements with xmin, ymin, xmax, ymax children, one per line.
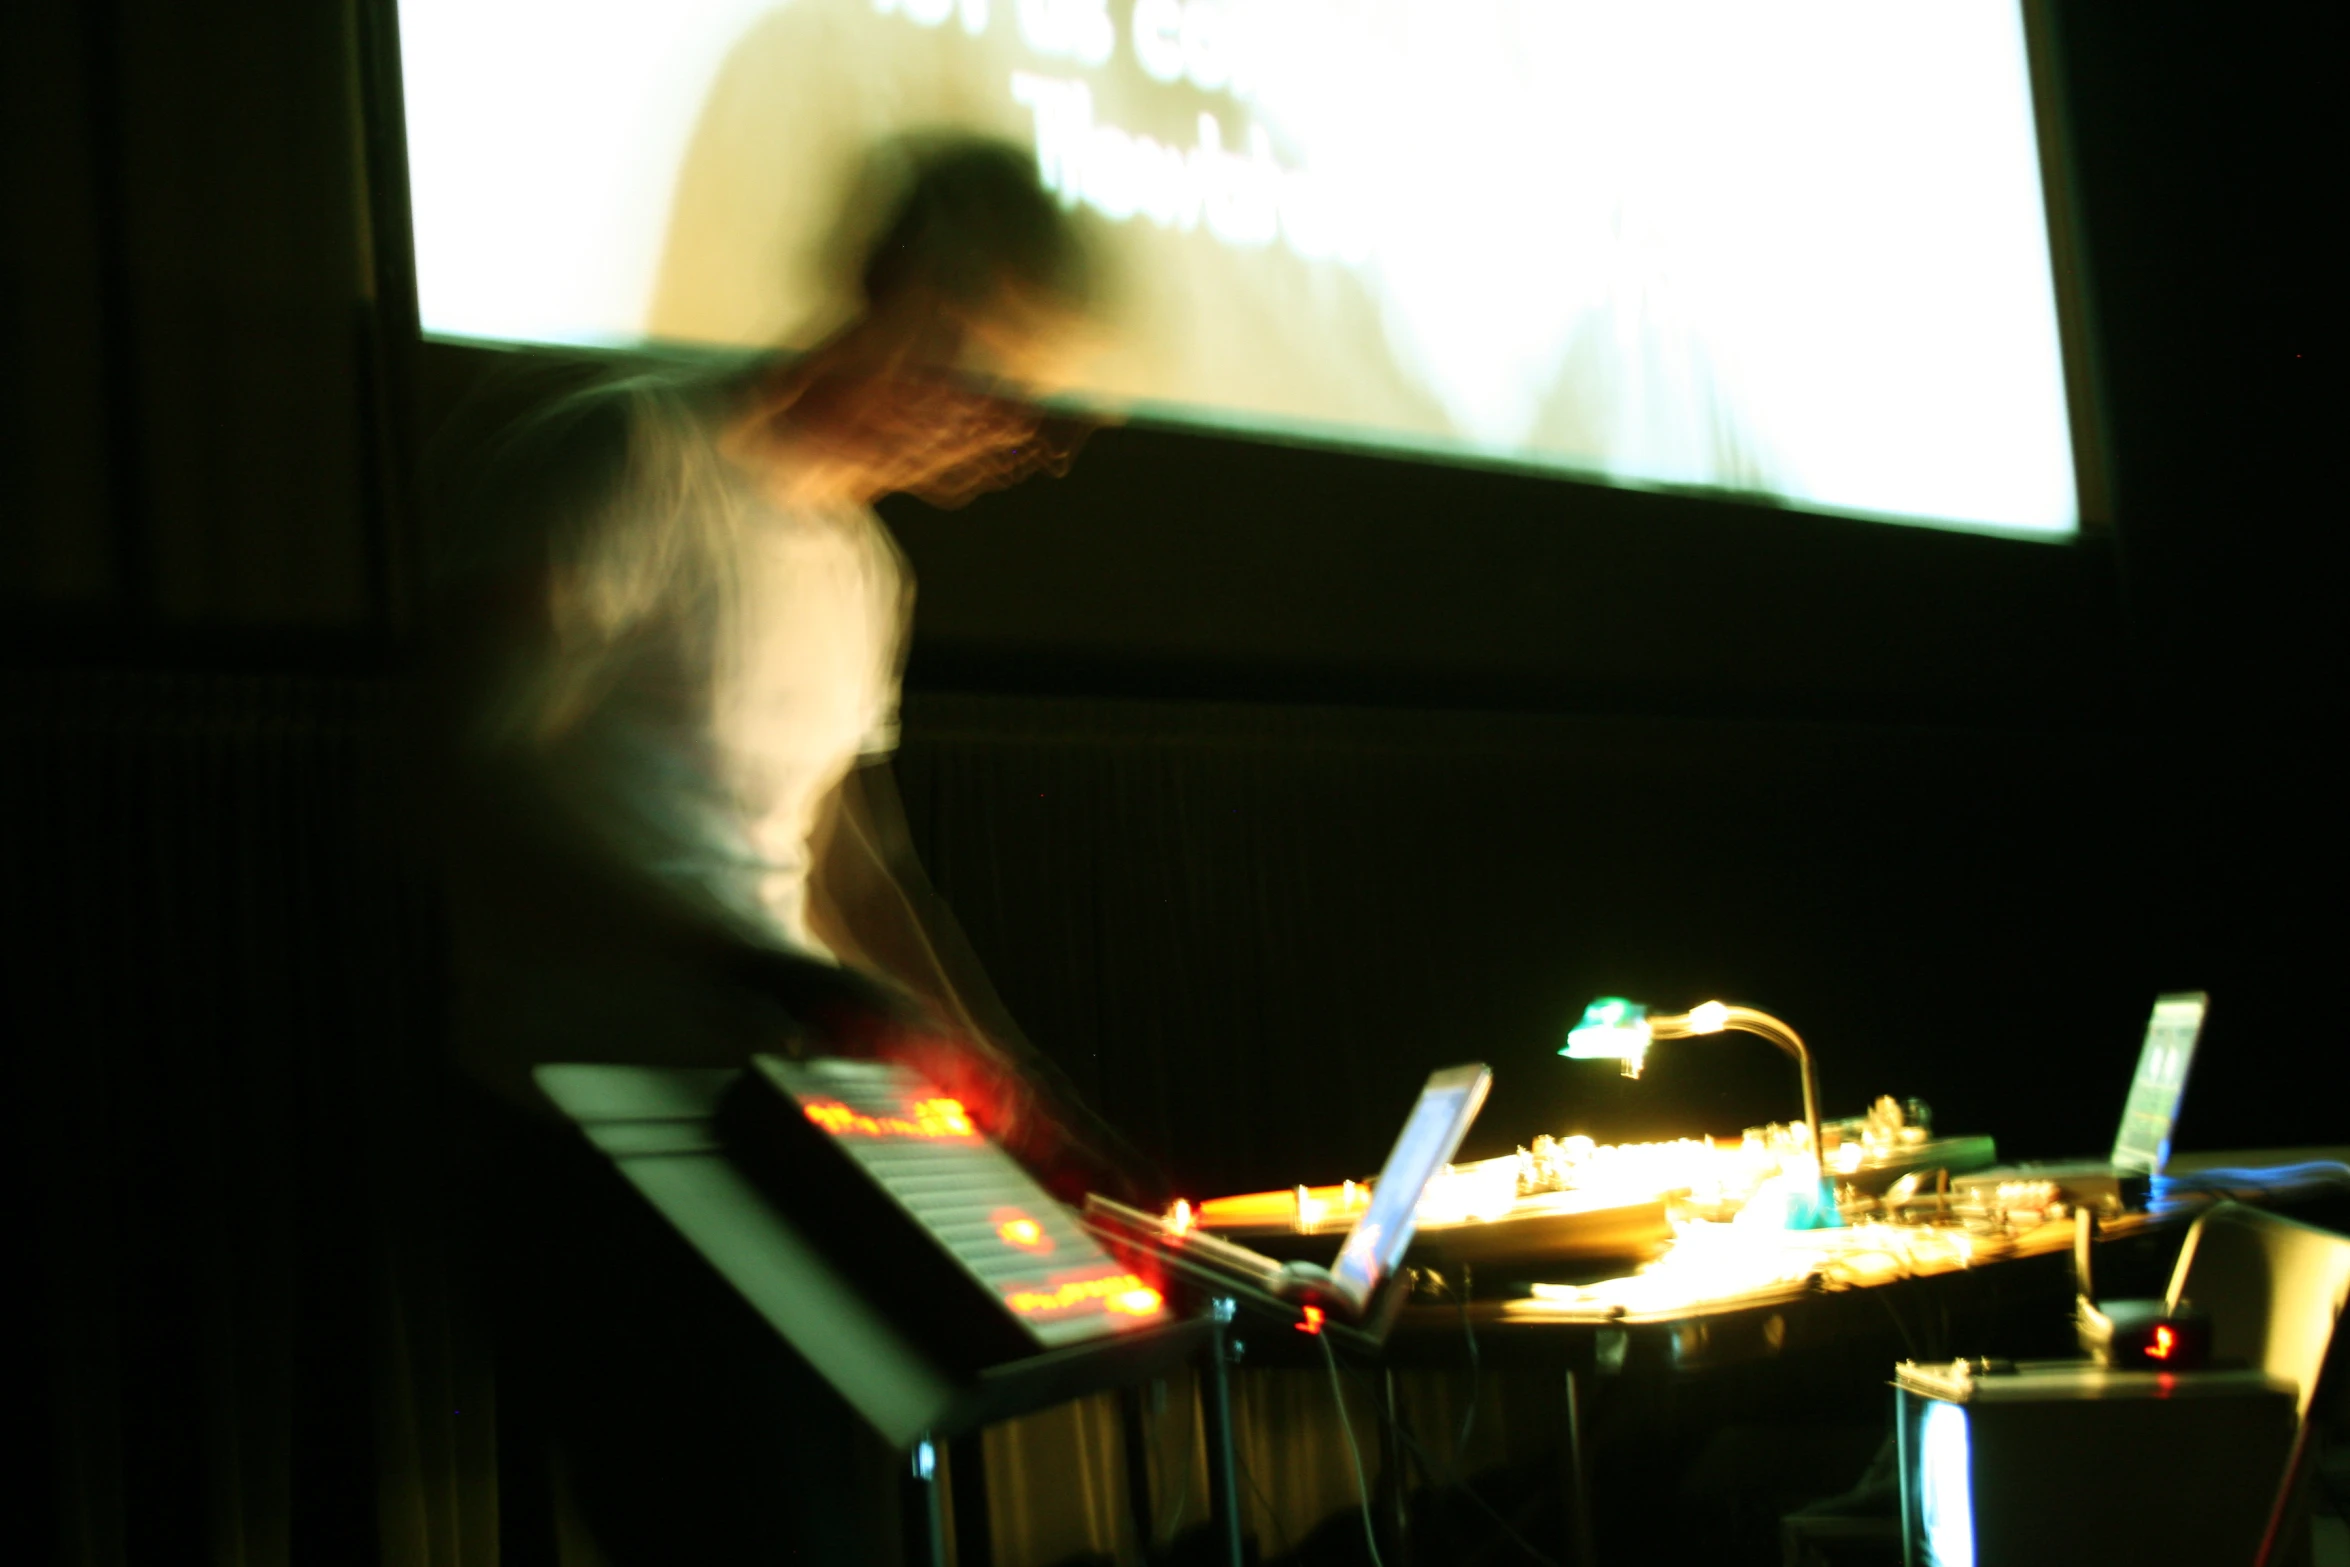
<box><xmin>2152</xmin><ymin>1161</ymin><xmax>2350</xmax><ymax>1199</ymax></box>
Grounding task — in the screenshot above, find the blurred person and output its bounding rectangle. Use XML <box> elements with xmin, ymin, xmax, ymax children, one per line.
<box><xmin>435</xmin><ymin>133</ymin><xmax>1133</xmax><ymax>1183</ymax></box>
<box><xmin>425</xmin><ymin>136</ymin><xmax>1147</xmax><ymax>1563</ymax></box>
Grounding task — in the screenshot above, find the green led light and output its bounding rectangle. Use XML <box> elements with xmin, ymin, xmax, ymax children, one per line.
<box><xmin>1564</xmin><ymin>996</ymin><xmax>1652</xmax><ymax>1064</ymax></box>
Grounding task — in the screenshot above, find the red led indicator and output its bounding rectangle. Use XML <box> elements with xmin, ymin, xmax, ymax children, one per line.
<box><xmin>803</xmin><ymin>1096</ymin><xmax>977</xmax><ymax>1141</ymax></box>
<box><xmin>2148</xmin><ymin>1323</ymin><xmax>2177</xmax><ymax>1361</ymax></box>
<box><xmin>1296</xmin><ymin>1304</ymin><xmax>1326</xmax><ymax>1335</ymax></box>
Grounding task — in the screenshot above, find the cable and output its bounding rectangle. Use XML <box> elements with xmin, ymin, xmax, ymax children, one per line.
<box><xmin>2154</xmin><ymin>1161</ymin><xmax>2350</xmax><ymax>1199</ymax></box>
<box><xmin>1382</xmin><ymin>1407</ymin><xmax>1564</xmax><ymax>1567</ymax></box>
<box><xmin>1155</xmin><ymin>1377</ymin><xmax>1199</xmax><ymax>1549</ymax></box>
<box><xmin>1455</xmin><ymin>1267</ymin><xmax>1482</xmax><ymax>1463</ymax></box>
<box><xmin>1232</xmin><ymin>1445</ymin><xmax>1293</xmax><ymax>1562</ymax></box>
<box><xmin>2316</xmin><ymin>1458</ymin><xmax>2350</xmax><ymax>1522</ymax></box>
<box><xmin>1331</xmin><ymin>1355</ymin><xmax>1563</xmax><ymax>1567</ymax></box>
<box><xmin>1876</xmin><ymin>1289</ymin><xmax>1924</xmax><ymax>1363</ymax></box>
<box><xmin>1319</xmin><ymin>1331</ymin><xmax>1387</xmax><ymax>1567</ymax></box>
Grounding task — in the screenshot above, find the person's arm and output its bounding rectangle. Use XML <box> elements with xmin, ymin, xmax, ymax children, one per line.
<box><xmin>801</xmin><ymin>761</ymin><xmax>1017</xmax><ymax>1049</ymax></box>
<box><xmin>432</xmin><ymin>381</ymin><xmax>906</xmax><ymax>1020</ymax></box>
<box><xmin>802</xmin><ymin>759</ymin><xmax>1165</xmax><ymax>1202</ymax></box>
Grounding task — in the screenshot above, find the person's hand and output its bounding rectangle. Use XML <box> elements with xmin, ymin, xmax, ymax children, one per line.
<box><xmin>721</xmin><ymin>944</ymin><xmax>1043</xmax><ymax>1148</ymax></box>
<box><xmin>722</xmin><ymin>945</ymin><xmax>1161</xmax><ymax>1205</ymax></box>
<box><xmin>721</xmin><ymin>943</ymin><xmax>924</xmax><ymax>1046</ymax></box>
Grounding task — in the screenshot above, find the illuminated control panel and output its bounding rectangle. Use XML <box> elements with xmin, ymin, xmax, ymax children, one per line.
<box><xmin>802</xmin><ymin>1094</ymin><xmax>977</xmax><ymax>1141</ymax></box>
<box><xmin>1182</xmin><ymin>1093</ymin><xmax>1996</xmax><ymax>1310</ymax></box>
<box><xmin>755</xmin><ymin>1057</ymin><xmax>1167</xmax><ymax>1348</ymax></box>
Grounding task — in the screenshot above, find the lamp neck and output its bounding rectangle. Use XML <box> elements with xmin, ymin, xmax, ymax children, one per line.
<box><xmin>1655</xmin><ymin>1005</ymin><xmax>1823</xmax><ymax>1165</ymax></box>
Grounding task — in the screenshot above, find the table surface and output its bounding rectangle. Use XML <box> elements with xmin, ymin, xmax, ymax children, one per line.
<box><xmin>1343</xmin><ymin>1147</ymin><xmax>2350</xmax><ymax>1362</ymax></box>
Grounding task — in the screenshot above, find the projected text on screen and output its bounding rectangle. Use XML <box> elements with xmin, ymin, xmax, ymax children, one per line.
<box><xmin>401</xmin><ymin>0</ymin><xmax>2085</xmax><ymax>536</ymax></box>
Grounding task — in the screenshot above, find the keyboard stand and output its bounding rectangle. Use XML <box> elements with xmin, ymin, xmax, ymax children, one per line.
<box><xmin>539</xmin><ymin>1063</ymin><xmax>1242</xmax><ymax>1567</ymax></box>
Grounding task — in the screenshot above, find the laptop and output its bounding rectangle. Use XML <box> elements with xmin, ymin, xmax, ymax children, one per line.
<box><xmin>1086</xmin><ymin>1062</ymin><xmax>1492</xmax><ymax>1322</ymax></box>
<box><xmin>1955</xmin><ymin>992</ymin><xmax>2209</xmax><ymax>1209</ymax></box>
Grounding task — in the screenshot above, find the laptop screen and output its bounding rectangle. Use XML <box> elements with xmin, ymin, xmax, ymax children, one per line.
<box><xmin>2109</xmin><ymin>992</ymin><xmax>2208</xmax><ymax>1175</ymax></box>
<box><xmin>1330</xmin><ymin>1064</ymin><xmax>1492</xmax><ymax>1310</ymax></box>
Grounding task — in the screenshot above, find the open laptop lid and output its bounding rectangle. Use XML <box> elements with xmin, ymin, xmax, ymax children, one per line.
<box><xmin>2110</xmin><ymin>992</ymin><xmax>2208</xmax><ymax>1176</ymax></box>
<box><xmin>1327</xmin><ymin>1063</ymin><xmax>1493</xmax><ymax>1314</ymax></box>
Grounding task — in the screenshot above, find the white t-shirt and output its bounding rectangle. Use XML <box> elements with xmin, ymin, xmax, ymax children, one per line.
<box><xmin>459</xmin><ymin>367</ymin><xmax>909</xmax><ymax>961</ymax></box>
<box><xmin>716</xmin><ymin>492</ymin><xmax>905</xmax><ymax>953</ymax></box>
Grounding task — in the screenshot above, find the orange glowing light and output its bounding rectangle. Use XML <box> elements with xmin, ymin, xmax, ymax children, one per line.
<box><xmin>1005</xmin><ymin>1271</ymin><xmax>1162</xmax><ymax>1318</ymax></box>
<box><xmin>1296</xmin><ymin>1304</ymin><xmax>1326</xmax><ymax>1335</ymax></box>
<box><xmin>2148</xmin><ymin>1323</ymin><xmax>2177</xmax><ymax>1361</ymax></box>
<box><xmin>1166</xmin><ymin>1199</ymin><xmax>1197</xmax><ymax>1238</ymax></box>
<box><xmin>803</xmin><ymin>1096</ymin><xmax>977</xmax><ymax>1141</ymax></box>
<box><xmin>993</xmin><ymin>1208</ymin><xmax>1053</xmax><ymax>1253</ymax></box>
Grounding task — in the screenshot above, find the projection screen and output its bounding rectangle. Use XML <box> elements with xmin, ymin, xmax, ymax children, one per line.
<box><xmin>398</xmin><ymin>0</ymin><xmax>2093</xmax><ymax>538</ymax></box>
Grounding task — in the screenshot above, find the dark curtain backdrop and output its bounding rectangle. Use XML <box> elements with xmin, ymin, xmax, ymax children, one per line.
<box><xmin>3</xmin><ymin>1</ymin><xmax>457</xmax><ymax>1561</ymax></box>
<box><xmin>893</xmin><ymin>693</ymin><xmax>2244</xmax><ymax>1195</ymax></box>
<box><xmin>4</xmin><ymin>0</ymin><xmax>2332</xmax><ymax>1563</ymax></box>
<box><xmin>0</xmin><ymin>670</ymin><xmax>2186</xmax><ymax>1567</ymax></box>
<box><xmin>1</xmin><ymin>0</ymin><xmax>410</xmax><ymax>633</ymax></box>
<box><xmin>3</xmin><ymin>672</ymin><xmax>491</xmax><ymax>1567</ymax></box>
<box><xmin>7</xmin><ymin>670</ymin><xmax>2318</xmax><ymax>1565</ymax></box>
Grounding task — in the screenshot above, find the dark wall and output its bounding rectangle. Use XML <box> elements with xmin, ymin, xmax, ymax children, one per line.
<box><xmin>1</xmin><ymin>0</ymin><xmax>409</xmax><ymax>637</ymax></box>
<box><xmin>887</xmin><ymin>419</ymin><xmax>2131</xmax><ymax>723</ymax></box>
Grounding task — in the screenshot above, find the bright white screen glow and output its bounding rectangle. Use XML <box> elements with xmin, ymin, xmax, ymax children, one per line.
<box><xmin>400</xmin><ymin>0</ymin><xmax>2083</xmax><ymax>536</ymax></box>
<box><xmin>1331</xmin><ymin>1081</ymin><xmax>1473</xmax><ymax>1303</ymax></box>
<box><xmin>1919</xmin><ymin>1400</ymin><xmax>1977</xmax><ymax>1567</ymax></box>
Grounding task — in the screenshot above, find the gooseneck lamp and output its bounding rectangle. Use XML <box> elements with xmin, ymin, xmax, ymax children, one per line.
<box><xmin>1565</xmin><ymin>997</ymin><xmax>1832</xmax><ymax>1224</ymax></box>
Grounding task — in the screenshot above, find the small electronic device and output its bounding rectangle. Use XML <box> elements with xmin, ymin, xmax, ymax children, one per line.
<box><xmin>1954</xmin><ymin>992</ymin><xmax>2207</xmax><ymax>1213</ymax></box>
<box><xmin>1088</xmin><ymin>1062</ymin><xmax>1492</xmax><ymax>1324</ymax></box>
<box><xmin>1896</xmin><ymin>1357</ymin><xmax>2293</xmax><ymax>1566</ymax></box>
<box><xmin>2068</xmin><ymin>1205</ymin><xmax>2213</xmax><ymax>1370</ymax></box>
<box><xmin>2074</xmin><ymin>1297</ymin><xmax>2214</xmax><ymax>1370</ymax></box>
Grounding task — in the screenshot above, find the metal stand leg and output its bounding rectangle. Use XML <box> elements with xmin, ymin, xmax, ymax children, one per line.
<box><xmin>1118</xmin><ymin>1384</ymin><xmax>1162</xmax><ymax>1563</ymax></box>
<box><xmin>1563</xmin><ymin>1370</ymin><xmax>1596</xmax><ymax>1567</ymax></box>
<box><xmin>1382</xmin><ymin>1369</ymin><xmax>1414</xmax><ymax>1565</ymax></box>
<box><xmin>1200</xmin><ymin>1304</ymin><xmax>1246</xmax><ymax>1567</ymax></box>
<box><xmin>948</xmin><ymin>1432</ymin><xmax>992</xmax><ymax>1567</ymax></box>
<box><xmin>902</xmin><ymin>1436</ymin><xmax>946</xmax><ymax>1567</ymax></box>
